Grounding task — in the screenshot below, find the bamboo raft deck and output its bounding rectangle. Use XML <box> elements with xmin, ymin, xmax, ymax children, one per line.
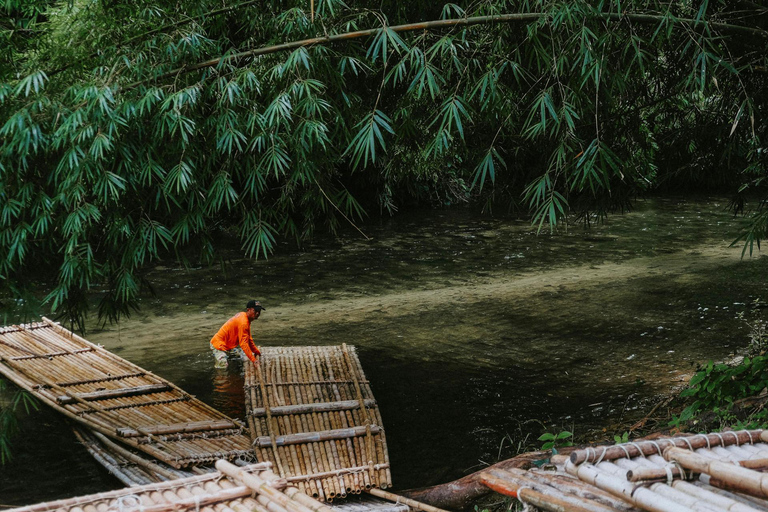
<box><xmin>245</xmin><ymin>345</ymin><xmax>392</xmax><ymax>501</ymax></box>
<box><xmin>0</xmin><ymin>319</ymin><xmax>254</xmax><ymax>468</ymax></box>
<box><xmin>484</xmin><ymin>429</ymin><xmax>768</xmax><ymax>512</ymax></box>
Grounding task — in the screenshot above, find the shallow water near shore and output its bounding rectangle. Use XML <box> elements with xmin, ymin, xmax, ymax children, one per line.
<box><xmin>2</xmin><ymin>196</ymin><xmax>768</xmax><ymax>505</ymax></box>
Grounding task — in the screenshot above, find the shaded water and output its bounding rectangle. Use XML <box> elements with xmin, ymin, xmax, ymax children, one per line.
<box><xmin>2</xmin><ymin>196</ymin><xmax>768</xmax><ymax>505</ymax></box>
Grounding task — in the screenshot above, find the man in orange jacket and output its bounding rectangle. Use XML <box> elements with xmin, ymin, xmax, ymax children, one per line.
<box><xmin>210</xmin><ymin>300</ymin><xmax>264</xmax><ymax>368</ymax></box>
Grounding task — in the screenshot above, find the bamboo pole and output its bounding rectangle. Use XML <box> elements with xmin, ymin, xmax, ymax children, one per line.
<box><xmin>611</xmin><ymin>455</ymin><xmax>762</xmax><ymax>512</ymax></box>
<box><xmin>57</xmin><ymin>384</ymin><xmax>171</xmax><ymax>404</ymax></box>
<box><xmin>256</xmin><ymin>356</ymin><xmax>286</xmax><ymax>477</ymax></box>
<box><xmin>564</xmin><ymin>460</ymin><xmax>696</xmax><ymax>512</ymax></box>
<box><xmin>366</xmin><ymin>489</ymin><xmax>452</xmax><ymax>512</ymax></box>
<box><xmin>89</xmin><ymin>430</ymin><xmax>190</xmax><ymax>481</ymax></box>
<box><xmin>118</xmin><ymin>419</ymin><xmax>238</xmax><ymax>437</ymax></box>
<box><xmin>341</xmin><ymin>344</ymin><xmax>375</xmax><ymax>484</ymax></box>
<box><xmin>215</xmin><ymin>461</ymin><xmax>315</xmax><ymax>512</ymax></box>
<box><xmin>73</xmin><ymin>428</ymin><xmax>144</xmax><ymax>486</ymax></box>
<box><xmin>479</xmin><ymin>472</ymin><xmax>616</xmax><ymax>512</ymax></box>
<box><xmin>252</xmin><ymin>425</ymin><xmax>381</xmax><ymax>447</ymax></box>
<box><xmin>260</xmin><ymin>469</ymin><xmax>335</xmax><ymax>512</ymax></box>
<box><xmin>665</xmin><ymin>446</ymin><xmax>768</xmax><ymax>499</ymax></box>
<box><xmin>113</xmin><ymin>486</ymin><xmax>253</xmax><ymax>512</ymax></box>
<box><xmin>56</xmin><ymin>372</ymin><xmax>147</xmax><ymax>387</ymax></box>
<box><xmin>127</xmin><ymin>11</ymin><xmax>768</xmax><ymax>90</ymax></box>
<box><xmin>569</xmin><ymin>431</ymin><xmax>765</xmax><ymax>465</ymax></box>
<box><xmin>627</xmin><ymin>465</ymin><xmax>688</xmax><ymax>482</ymax></box>
<box><xmin>499</xmin><ymin>468</ymin><xmax>636</xmax><ymax>512</ymax></box>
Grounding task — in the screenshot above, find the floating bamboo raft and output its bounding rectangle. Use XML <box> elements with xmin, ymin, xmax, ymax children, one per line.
<box><xmin>245</xmin><ymin>345</ymin><xmax>392</xmax><ymax>501</ymax></box>
<box><xmin>484</xmin><ymin>429</ymin><xmax>768</xmax><ymax>512</ymax></box>
<box><xmin>0</xmin><ymin>319</ymin><xmax>254</xmax><ymax>468</ymax></box>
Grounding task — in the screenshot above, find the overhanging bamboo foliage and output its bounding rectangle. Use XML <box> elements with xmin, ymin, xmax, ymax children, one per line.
<box><xmin>1</xmin><ymin>0</ymin><xmax>767</xmax><ymax>326</ymax></box>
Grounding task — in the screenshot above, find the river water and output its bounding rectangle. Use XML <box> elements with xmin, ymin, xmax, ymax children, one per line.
<box><xmin>2</xmin><ymin>196</ymin><xmax>767</xmax><ymax>505</ymax></box>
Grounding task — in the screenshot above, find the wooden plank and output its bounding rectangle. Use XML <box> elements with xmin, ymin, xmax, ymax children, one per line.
<box><xmin>251</xmin><ymin>399</ymin><xmax>377</xmax><ymax>417</ymax></box>
<box><xmin>252</xmin><ymin>425</ymin><xmax>381</xmax><ymax>448</ymax></box>
<box><xmin>56</xmin><ymin>383</ymin><xmax>171</xmax><ymax>404</ymax></box>
<box><xmin>117</xmin><ymin>419</ymin><xmax>239</xmax><ymax>438</ymax></box>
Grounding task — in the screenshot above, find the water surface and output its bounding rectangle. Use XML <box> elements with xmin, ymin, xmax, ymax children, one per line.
<box><xmin>2</xmin><ymin>197</ymin><xmax>767</xmax><ymax>505</ymax></box>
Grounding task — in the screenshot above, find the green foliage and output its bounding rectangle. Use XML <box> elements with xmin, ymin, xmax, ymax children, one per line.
<box><xmin>0</xmin><ymin>379</ymin><xmax>38</xmax><ymax>464</ymax></box>
<box><xmin>538</xmin><ymin>430</ymin><xmax>573</xmax><ymax>452</ymax></box>
<box><xmin>671</xmin><ymin>356</ymin><xmax>768</xmax><ymax>430</ymax></box>
<box><xmin>0</xmin><ymin>0</ymin><xmax>766</xmax><ymax>327</ymax></box>
<box><xmin>614</xmin><ymin>431</ymin><xmax>630</xmax><ymax>444</ymax></box>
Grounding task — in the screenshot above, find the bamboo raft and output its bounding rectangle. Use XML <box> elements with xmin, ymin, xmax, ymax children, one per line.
<box><xmin>72</xmin><ymin>426</ymin><xmax>204</xmax><ymax>486</ymax></box>
<box><xmin>484</xmin><ymin>429</ymin><xmax>768</xmax><ymax>512</ymax></box>
<box><xmin>5</xmin><ymin>460</ymin><xmax>335</xmax><ymax>512</ymax></box>
<box><xmin>245</xmin><ymin>345</ymin><xmax>392</xmax><ymax>501</ymax></box>
<box><xmin>70</xmin><ymin>429</ymin><xmax>413</xmax><ymax>512</ymax></box>
<box><xmin>0</xmin><ymin>319</ymin><xmax>255</xmax><ymax>468</ymax></box>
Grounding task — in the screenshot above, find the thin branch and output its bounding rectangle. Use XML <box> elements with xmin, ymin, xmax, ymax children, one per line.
<box><xmin>126</xmin><ymin>11</ymin><xmax>768</xmax><ymax>90</ymax></box>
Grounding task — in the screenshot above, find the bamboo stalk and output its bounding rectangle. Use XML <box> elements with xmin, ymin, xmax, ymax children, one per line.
<box><xmin>118</xmin><ymin>419</ymin><xmax>238</xmax><ymax>437</ymax></box>
<box><xmin>57</xmin><ymin>384</ymin><xmax>171</xmax><ymax>404</ymax></box>
<box><xmin>510</xmin><ymin>468</ymin><xmax>636</xmax><ymax>512</ymax></box>
<box><xmin>57</xmin><ymin>372</ymin><xmax>147</xmax><ymax>387</ymax></box>
<box><xmin>569</xmin><ymin>431</ymin><xmax>764</xmax><ymax>465</ymax></box>
<box><xmin>341</xmin><ymin>344</ymin><xmax>375</xmax><ymax>486</ymax></box>
<box><xmin>367</xmin><ymin>489</ymin><xmax>452</xmax><ymax>512</ymax></box>
<box><xmin>627</xmin><ymin>465</ymin><xmax>688</xmax><ymax>482</ymax></box>
<box><xmin>260</xmin><ymin>469</ymin><xmax>335</xmax><ymax>512</ymax></box>
<box><xmin>215</xmin><ymin>461</ymin><xmax>314</xmax><ymax>512</ymax></box>
<box><xmin>113</xmin><ymin>486</ymin><xmax>253</xmax><ymax>512</ymax></box>
<box><xmin>665</xmin><ymin>446</ymin><xmax>768</xmax><ymax>499</ymax></box>
<box><xmin>739</xmin><ymin>458</ymin><xmax>768</xmax><ymax>470</ymax></box>
<box><xmin>252</xmin><ymin>425</ymin><xmax>381</xmax><ymax>447</ymax></box>
<box><xmin>89</xmin><ymin>430</ymin><xmax>190</xmax><ymax>481</ymax></box>
<box><xmin>79</xmin><ymin>397</ymin><xmax>191</xmax><ymax>414</ymax></box>
<box><xmin>283</xmin><ymin>464</ymin><xmax>390</xmax><ymax>482</ymax></box>
<box><xmin>127</xmin><ymin>10</ymin><xmax>768</xmax><ymax>90</ymax></box>
<box><xmin>256</xmin><ymin>355</ymin><xmax>286</xmax><ymax>477</ymax></box>
<box><xmin>11</xmin><ymin>348</ymin><xmax>94</xmax><ymax>360</ymax></box>
<box><xmin>73</xmin><ymin>428</ymin><xmax>144</xmax><ymax>486</ymax></box>
<box><xmin>479</xmin><ymin>472</ymin><xmax>616</xmax><ymax>512</ymax></box>
<box><xmin>564</xmin><ymin>459</ymin><xmax>696</xmax><ymax>512</ymax></box>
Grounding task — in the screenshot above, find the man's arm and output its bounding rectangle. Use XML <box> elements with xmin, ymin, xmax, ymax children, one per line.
<box><xmin>239</xmin><ymin>328</ymin><xmax>260</xmax><ymax>363</ymax></box>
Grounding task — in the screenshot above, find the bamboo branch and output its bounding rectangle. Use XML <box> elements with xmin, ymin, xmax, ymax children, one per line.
<box><xmin>126</xmin><ymin>11</ymin><xmax>768</xmax><ymax>89</ymax></box>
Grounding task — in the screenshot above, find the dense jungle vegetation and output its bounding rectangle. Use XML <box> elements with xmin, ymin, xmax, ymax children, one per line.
<box><xmin>0</xmin><ymin>0</ymin><xmax>767</xmax><ymax>329</ymax></box>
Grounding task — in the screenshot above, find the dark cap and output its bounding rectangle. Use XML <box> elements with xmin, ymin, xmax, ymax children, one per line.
<box><xmin>246</xmin><ymin>300</ymin><xmax>265</xmax><ymax>311</ymax></box>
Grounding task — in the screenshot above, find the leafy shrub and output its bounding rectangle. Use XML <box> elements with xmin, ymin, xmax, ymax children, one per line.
<box><xmin>671</xmin><ymin>356</ymin><xmax>768</xmax><ymax>430</ymax></box>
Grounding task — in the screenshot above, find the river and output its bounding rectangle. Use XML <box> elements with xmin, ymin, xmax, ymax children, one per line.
<box><xmin>1</xmin><ymin>196</ymin><xmax>767</xmax><ymax>505</ymax></box>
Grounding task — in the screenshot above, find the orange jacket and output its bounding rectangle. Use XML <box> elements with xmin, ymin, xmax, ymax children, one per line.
<box><xmin>210</xmin><ymin>312</ymin><xmax>260</xmax><ymax>363</ymax></box>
